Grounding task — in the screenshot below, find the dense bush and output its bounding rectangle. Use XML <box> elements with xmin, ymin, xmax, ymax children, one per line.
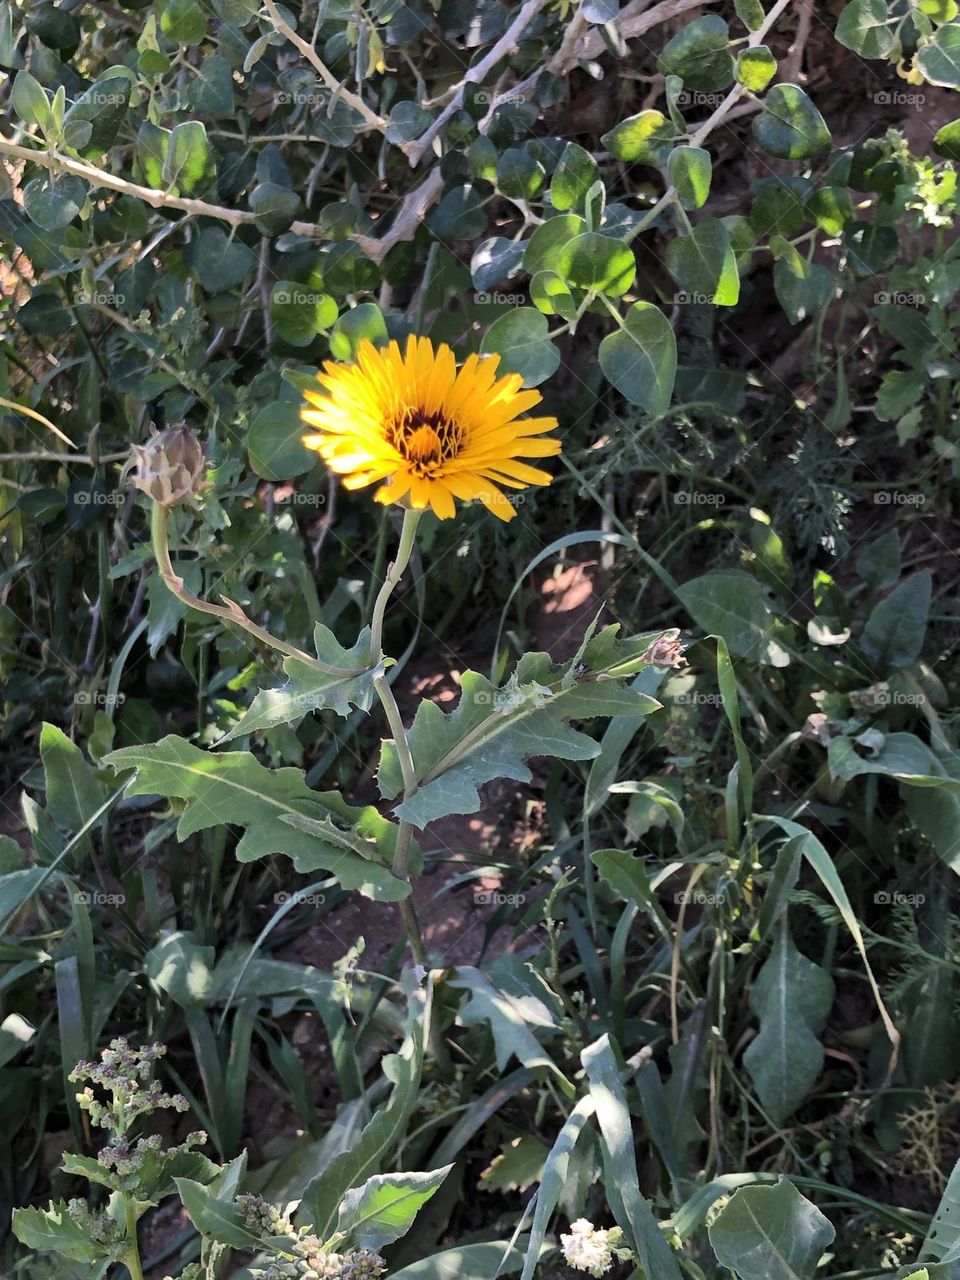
<box><xmin>2</xmin><ymin>0</ymin><xmax>960</xmax><ymax>1278</ymax></box>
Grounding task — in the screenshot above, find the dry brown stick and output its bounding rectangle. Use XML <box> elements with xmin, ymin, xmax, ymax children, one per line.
<box><xmin>406</xmin><ymin>0</ymin><xmax>552</xmax><ymax>166</ymax></box>
<box><xmin>261</xmin><ymin>0</ymin><xmax>386</xmax><ymax>134</ymax></box>
<box><xmin>548</xmin><ymin>0</ymin><xmax>721</xmax><ymax>75</ymax></box>
<box><xmin>782</xmin><ymin>0</ymin><xmax>814</xmax><ymax>83</ymax></box>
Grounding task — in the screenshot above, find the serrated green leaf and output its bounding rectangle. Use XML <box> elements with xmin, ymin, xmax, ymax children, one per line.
<box><xmin>103</xmin><ymin>736</ymin><xmax>410</xmax><ymax>900</ymax></box>
<box><xmin>378</xmin><ymin>627</ymin><xmax>662</xmax><ymax>827</ymax></box>
<box><xmin>450</xmin><ymin>966</ymin><xmax>572</xmax><ymax>1090</ymax></box>
<box><xmin>220</xmin><ymin>626</ymin><xmax>379</xmax><ymax>739</ymax></box>
<box><xmin>12</xmin><ymin>1202</ymin><xmax>104</xmax><ymax>1261</ymax></box>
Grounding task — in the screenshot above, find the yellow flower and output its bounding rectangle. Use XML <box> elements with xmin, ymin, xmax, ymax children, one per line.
<box><xmin>301</xmin><ymin>335</ymin><xmax>561</xmax><ymax>521</ymax></box>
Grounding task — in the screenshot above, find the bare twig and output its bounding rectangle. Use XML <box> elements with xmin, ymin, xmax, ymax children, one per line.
<box><xmin>352</xmin><ymin>168</ymin><xmax>444</xmax><ymax>264</ymax></box>
<box><xmin>261</xmin><ymin>0</ymin><xmax>386</xmax><ymax>134</ymax></box>
<box><xmin>782</xmin><ymin>0</ymin><xmax>814</xmax><ymax>83</ymax></box>
<box><xmin>406</xmin><ymin>0</ymin><xmax>552</xmax><ymax>166</ymax></box>
<box><xmin>549</xmin><ymin>0</ymin><xmax>721</xmax><ymax>75</ymax></box>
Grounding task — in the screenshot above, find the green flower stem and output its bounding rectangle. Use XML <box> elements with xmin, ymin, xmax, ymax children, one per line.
<box><xmin>369</xmin><ymin>507</ymin><xmax>423</xmax><ymax>659</ymax></box>
<box><xmin>373</xmin><ymin>671</ymin><xmax>426</xmax><ymax>967</ymax></box>
<box><xmin>122</xmin><ymin>1192</ymin><xmax>145</xmax><ymax>1280</ymax></box>
<box><xmin>368</xmin><ymin>508</ymin><xmax>427</xmax><ymax>967</ymax></box>
<box><xmin>150</xmin><ymin>503</ymin><xmax>363</xmax><ymax>677</ymax></box>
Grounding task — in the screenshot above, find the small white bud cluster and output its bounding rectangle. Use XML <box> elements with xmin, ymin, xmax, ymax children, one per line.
<box><xmin>560</xmin><ymin>1220</ymin><xmax>615</xmax><ymax>1277</ymax></box>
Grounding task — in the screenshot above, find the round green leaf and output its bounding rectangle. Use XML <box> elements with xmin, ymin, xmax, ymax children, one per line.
<box><xmin>601</xmin><ymin>110</ymin><xmax>676</xmax><ymax>166</ymax></box>
<box><xmin>248</xmin><ymin>401</ymin><xmax>314</xmax><ymax>480</ymax></box>
<box><xmin>773</xmin><ymin>260</ymin><xmax>836</xmax><ymax>325</ymax></box>
<box><xmin>270</xmin><ymin>282</ymin><xmax>337</xmax><ymax>347</ymax></box>
<box><xmin>598</xmin><ymin>302</ymin><xmax>677</xmax><ymax>413</ymax></box>
<box><xmin>668</xmin><ymin>146</ymin><xmax>712</xmax><ymax>210</ymax></box>
<box><xmin>530</xmin><ymin>270</ymin><xmax>577</xmax><ymax>321</ymax></box>
<box><xmin>557</xmin><ymin>232</ymin><xmax>636</xmax><ymax>296</ymax></box>
<box><xmin>523</xmin><ymin>214</ymin><xmax>586</xmax><ymax>274</ymax></box>
<box><xmin>665</xmin><ymin>218</ymin><xmax>740</xmax><ymax>307</ymax></box>
<box><xmin>160</xmin><ymin>0</ymin><xmax>208</xmax><ymax>43</ymax></box>
<box><xmin>835</xmin><ymin>0</ymin><xmax>896</xmax><ymax>59</ymax></box>
<box><xmin>917</xmin><ymin>24</ymin><xmax>960</xmax><ymax>87</ymax></box>
<box><xmin>753</xmin><ymin>85</ymin><xmax>832</xmax><ymax>159</ymax></box>
<box><xmin>807</xmin><ymin>186</ymin><xmax>854</xmax><ymax>235</ymax></box>
<box><xmin>551</xmin><ymin>142</ymin><xmax>600</xmax><ymax>213</ymax></box>
<box><xmin>329</xmin><ymin>303</ymin><xmax>389</xmax><ymax>360</ymax></box>
<box><xmin>736</xmin><ymin>46</ymin><xmax>778</xmax><ymax>91</ymax></box>
<box><xmin>496</xmin><ymin>148</ymin><xmax>545</xmax><ymax>200</ymax></box>
<box><xmin>23</xmin><ymin>175</ymin><xmax>87</xmax><ymax>230</ymax></box>
<box><xmin>657</xmin><ymin>15</ymin><xmax>735</xmax><ymax>92</ymax></box>
<box><xmin>429</xmin><ymin>184</ymin><xmax>489</xmax><ymax>239</ymax></box>
<box><xmin>480</xmin><ymin>308</ymin><xmax>561</xmax><ymax>387</ymax></box>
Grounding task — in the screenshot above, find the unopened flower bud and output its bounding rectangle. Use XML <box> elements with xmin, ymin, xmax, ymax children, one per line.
<box><xmin>642</xmin><ymin>628</ymin><xmax>686</xmax><ymax>669</ymax></box>
<box><xmin>128</xmin><ymin>426</ymin><xmax>205</xmax><ymax>507</ymax></box>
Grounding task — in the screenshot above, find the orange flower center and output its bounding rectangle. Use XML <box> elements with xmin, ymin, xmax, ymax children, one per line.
<box><xmin>405</xmin><ymin>424</ymin><xmax>443</xmax><ymax>464</ymax></box>
<box><xmin>391</xmin><ymin>407</ymin><xmax>465</xmax><ymax>475</ymax></box>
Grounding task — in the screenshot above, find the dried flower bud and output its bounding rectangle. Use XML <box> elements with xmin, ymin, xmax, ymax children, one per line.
<box><xmin>128</xmin><ymin>426</ymin><xmax>204</xmax><ymax>507</ymax></box>
<box><xmin>642</xmin><ymin>628</ymin><xmax>686</xmax><ymax>670</ymax></box>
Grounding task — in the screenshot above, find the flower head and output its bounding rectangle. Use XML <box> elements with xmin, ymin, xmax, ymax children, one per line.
<box><xmin>302</xmin><ymin>336</ymin><xmax>561</xmax><ymax>522</ymax></box>
<box><xmin>128</xmin><ymin>425</ymin><xmax>205</xmax><ymax>507</ymax></box>
<box><xmin>560</xmin><ymin>1219</ymin><xmax>614</xmax><ymax>1278</ymax></box>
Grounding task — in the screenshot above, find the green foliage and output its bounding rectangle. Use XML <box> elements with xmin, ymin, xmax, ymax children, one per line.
<box><xmin>2</xmin><ymin>1</ymin><xmax>960</xmax><ymax>1277</ymax></box>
